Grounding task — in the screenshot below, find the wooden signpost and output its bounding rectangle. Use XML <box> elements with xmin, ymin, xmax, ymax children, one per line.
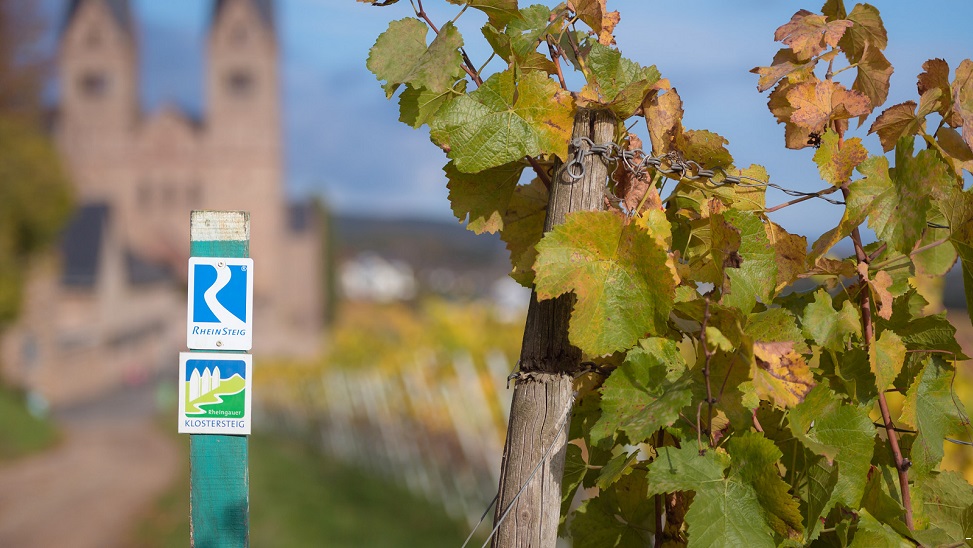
<box><xmin>186</xmin><ymin>210</ymin><xmax>251</xmax><ymax>547</ymax></box>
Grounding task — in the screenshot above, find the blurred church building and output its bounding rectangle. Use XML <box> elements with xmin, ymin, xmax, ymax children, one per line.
<box><xmin>1</xmin><ymin>0</ymin><xmax>324</xmax><ymax>405</ymax></box>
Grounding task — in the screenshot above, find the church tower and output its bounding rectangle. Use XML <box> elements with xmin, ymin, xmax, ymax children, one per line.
<box><xmin>204</xmin><ymin>0</ymin><xmax>284</xmax><ymax>306</ymax></box>
<box><xmin>57</xmin><ymin>0</ymin><xmax>138</xmax><ymax>202</ymax></box>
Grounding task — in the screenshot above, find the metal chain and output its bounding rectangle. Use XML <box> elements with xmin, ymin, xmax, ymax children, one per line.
<box><xmin>566</xmin><ymin>137</ymin><xmax>846</xmax><ymax>208</ymax></box>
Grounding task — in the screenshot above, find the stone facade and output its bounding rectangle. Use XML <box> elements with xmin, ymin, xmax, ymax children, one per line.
<box><xmin>0</xmin><ymin>0</ymin><xmax>323</xmax><ymax>406</ymax></box>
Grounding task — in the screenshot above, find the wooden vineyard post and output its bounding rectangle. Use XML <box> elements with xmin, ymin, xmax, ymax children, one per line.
<box><xmin>492</xmin><ymin>109</ymin><xmax>615</xmax><ymax>547</ymax></box>
<box><xmin>188</xmin><ymin>210</ymin><xmax>250</xmax><ymax>547</ymax></box>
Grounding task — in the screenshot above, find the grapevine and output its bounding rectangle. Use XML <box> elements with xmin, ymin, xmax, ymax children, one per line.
<box><xmin>360</xmin><ymin>0</ymin><xmax>973</xmax><ymax>545</ymax></box>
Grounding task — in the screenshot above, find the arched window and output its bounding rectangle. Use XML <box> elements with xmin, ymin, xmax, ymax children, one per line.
<box><xmin>78</xmin><ymin>71</ymin><xmax>110</xmax><ymax>99</ymax></box>
<box><xmin>225</xmin><ymin>69</ymin><xmax>254</xmax><ymax>98</ymax></box>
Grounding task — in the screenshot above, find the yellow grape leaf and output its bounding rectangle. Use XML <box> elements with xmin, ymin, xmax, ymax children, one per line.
<box><xmin>533</xmin><ymin>210</ymin><xmax>676</xmax><ymax>356</ymax></box>
<box><xmin>643</xmin><ymin>88</ymin><xmax>683</xmax><ymax>156</ymax></box>
<box><xmin>765</xmin><ymin>221</ymin><xmax>807</xmax><ymax>292</ymax></box>
<box><xmin>869</xmin><ymin>330</ymin><xmax>905</xmax><ymax>391</ymax></box>
<box><xmin>500</xmin><ymin>179</ymin><xmax>548</xmax><ymax>287</ymax></box>
<box><xmin>869</xmin><ymin>270</ymin><xmax>894</xmax><ymax>320</ymax></box>
<box><xmin>813</xmin><ymin>130</ymin><xmax>868</xmax><ymax>185</ymax></box>
<box><xmin>952</xmin><ymin>59</ymin><xmax>973</xmax><ymax>152</ymax></box>
<box><xmin>752</xmin><ymin>341</ymin><xmax>816</xmax><ymax>409</ymax></box>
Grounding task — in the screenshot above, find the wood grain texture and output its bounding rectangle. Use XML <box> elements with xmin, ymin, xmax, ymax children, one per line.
<box><xmin>492</xmin><ymin>109</ymin><xmax>616</xmax><ymax>547</ymax></box>
<box><xmin>189</xmin><ymin>210</ymin><xmax>250</xmax><ymax>548</ymax></box>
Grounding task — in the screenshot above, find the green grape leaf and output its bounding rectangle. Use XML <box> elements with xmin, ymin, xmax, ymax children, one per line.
<box><xmin>596</xmin><ymin>449</ymin><xmax>638</xmax><ymax>489</ymax></box>
<box><xmin>646</xmin><ymin>440</ymin><xmax>797</xmax><ymax>547</ymax></box>
<box><xmin>803</xmin><ymin>456</ymin><xmax>840</xmax><ymax>542</ymax></box>
<box><xmin>570</xmin><ymin>469</ymin><xmax>656</xmax><ymax>547</ymax></box>
<box><xmin>747</xmin><ymin>308</ymin><xmax>808</xmax><ymax>354</ymax></box>
<box><xmin>590</xmin><ymin>338</ymin><xmax>692</xmax><ymax>444</ymax></box>
<box><xmin>849</xmin><ymin>510</ymin><xmax>912</xmax><ymax>547</ymax></box>
<box><xmin>533</xmin><ymin>211</ymin><xmax>676</xmax><ymax>356</ymax></box>
<box><xmin>398</xmin><ymin>82</ymin><xmax>466</xmax><ymax>128</ymax></box>
<box><xmin>728</xmin><ymin>433</ymin><xmax>803</xmax><ymax>540</ymax></box>
<box><xmin>912</xmin><ymin>210</ymin><xmax>956</xmax><ymax>277</ymax></box>
<box><xmin>714</xmin><ymin>164</ymin><xmax>769</xmax><ymax>211</ymax></box>
<box><xmin>912</xmin><ymin>471</ymin><xmax>973</xmax><ymax>543</ymax></box>
<box><xmin>752</xmin><ymin>341</ymin><xmax>815</xmax><ymax>409</ymax></box>
<box><xmin>367</xmin><ymin>19</ymin><xmax>464</xmax><ymax>98</ymax></box>
<box><xmin>789</xmin><ymin>385</ymin><xmax>875</xmax><ymax>507</ymax></box>
<box><xmin>500</xmin><ymin>179</ymin><xmax>548</xmax><ymax>286</ymax></box>
<box><xmin>894</xmin><ymin>313</ymin><xmax>966</xmax><ymax>358</ymax></box>
<box><xmin>869</xmin><ymin>330</ymin><xmax>905</xmax><ymax>390</ymax></box>
<box><xmin>774</xmin><ymin>10</ymin><xmax>852</xmax><ymax>61</ymax></box>
<box><xmin>430</xmin><ymin>69</ymin><xmax>575</xmax><ymax>173</ymax></box>
<box><xmin>899</xmin><ymin>357</ymin><xmax>970</xmax><ymax>477</ymax></box>
<box><xmin>853</xmin><ymin>146</ymin><xmax>949</xmax><ymax>255</ymax></box>
<box><xmin>507</xmin><ymin>4</ymin><xmax>553</xmax><ymax>59</ymax></box>
<box><xmin>714</xmin><ymin>210</ymin><xmax>777</xmax><ymax>313</ymax></box>
<box><xmin>581</xmin><ymin>42</ymin><xmax>661</xmax><ymax>117</ymax></box>
<box><xmin>444</xmin><ymin>0</ymin><xmax>519</xmax><ymax>27</ymax></box>
<box><xmin>802</xmin><ymin>289</ymin><xmax>861</xmax><ymax>352</ymax></box>
<box><xmin>445</xmin><ymin>160</ymin><xmax>524</xmax><ymax>234</ymax></box>
<box><xmin>560</xmin><ymin>443</ymin><xmax>587</xmax><ymax>530</ymax></box>
<box><xmin>813</xmin><ymin>130</ymin><xmax>868</xmax><ymax>185</ymax></box>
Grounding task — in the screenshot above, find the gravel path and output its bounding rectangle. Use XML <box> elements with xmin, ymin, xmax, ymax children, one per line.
<box><xmin>0</xmin><ymin>375</ymin><xmax>180</xmax><ymax>548</ymax></box>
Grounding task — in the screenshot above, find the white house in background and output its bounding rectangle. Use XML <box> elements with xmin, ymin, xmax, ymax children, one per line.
<box><xmin>340</xmin><ymin>253</ymin><xmax>417</xmax><ymax>303</ymax></box>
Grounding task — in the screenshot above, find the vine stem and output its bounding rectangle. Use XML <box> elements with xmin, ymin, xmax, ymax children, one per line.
<box><xmin>841</xmin><ymin>183</ymin><xmax>914</xmax><ymax>530</ymax></box>
<box><xmin>699</xmin><ymin>299</ymin><xmax>716</xmax><ymax>448</ymax></box>
<box><xmin>870</xmin><ymin>237</ymin><xmax>950</xmax><ymax>271</ymax></box>
<box><xmin>764</xmin><ymin>186</ymin><xmax>840</xmax><ymax>213</ymax></box>
<box><xmin>547</xmin><ymin>40</ymin><xmax>568</xmax><ymax>90</ymax></box>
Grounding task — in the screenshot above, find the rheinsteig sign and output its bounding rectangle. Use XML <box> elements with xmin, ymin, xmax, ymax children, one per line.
<box><xmin>186</xmin><ymin>257</ymin><xmax>254</xmax><ymax>351</ymax></box>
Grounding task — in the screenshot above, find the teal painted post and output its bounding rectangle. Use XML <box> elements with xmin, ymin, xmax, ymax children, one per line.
<box><xmin>189</xmin><ymin>210</ymin><xmax>250</xmax><ymax>547</ymax></box>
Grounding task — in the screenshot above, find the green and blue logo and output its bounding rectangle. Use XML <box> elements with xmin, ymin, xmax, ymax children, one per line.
<box><xmin>184</xmin><ymin>358</ymin><xmax>247</xmax><ymax>418</ymax></box>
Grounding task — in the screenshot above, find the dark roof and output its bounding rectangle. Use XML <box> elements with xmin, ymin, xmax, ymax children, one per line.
<box><xmin>212</xmin><ymin>0</ymin><xmax>275</xmax><ymax>31</ymax></box>
<box><xmin>63</xmin><ymin>0</ymin><xmax>133</xmax><ymax>36</ymax></box>
<box><xmin>125</xmin><ymin>251</ymin><xmax>173</xmax><ymax>286</ymax></box>
<box><xmin>61</xmin><ymin>203</ymin><xmax>109</xmax><ymax>287</ymax></box>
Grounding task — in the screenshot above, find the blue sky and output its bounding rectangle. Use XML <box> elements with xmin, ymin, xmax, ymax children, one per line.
<box><xmin>43</xmin><ymin>1</ymin><xmax>973</xmax><ymax>239</ymax></box>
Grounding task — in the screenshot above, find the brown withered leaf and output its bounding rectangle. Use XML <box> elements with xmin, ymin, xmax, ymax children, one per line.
<box><xmin>751</xmin><ymin>48</ymin><xmax>810</xmax><ymax>93</ymax></box>
<box><xmin>767</xmin><ymin>81</ymin><xmax>816</xmax><ymax>149</ymax></box>
<box><xmin>775</xmin><ymin>10</ymin><xmax>852</xmax><ymax>61</ymax></box>
<box><xmin>868</xmin><ymin>101</ymin><xmax>920</xmax><ymax>152</ymax></box>
<box><xmin>613</xmin><ymin>133</ymin><xmax>652</xmax><ymax>213</ymax></box>
<box><xmin>752</xmin><ymin>341</ymin><xmax>816</xmax><ymax>409</ymax></box>
<box><xmin>599</xmin><ymin>10</ymin><xmax>620</xmax><ymax>46</ymax></box>
<box><xmin>918</xmin><ymin>58</ymin><xmax>951</xmax><ymax>116</ymax></box>
<box><xmin>765</xmin><ymin>221</ymin><xmax>807</xmax><ymax>292</ymax></box>
<box><xmin>869</xmin><ymin>270</ymin><xmax>894</xmax><ymax>320</ymax></box>
<box><xmin>570</xmin><ymin>0</ymin><xmax>620</xmax><ymax>46</ymax></box>
<box><xmin>787</xmin><ymin>80</ymin><xmax>871</xmax><ymax>135</ymax></box>
<box><xmin>643</xmin><ymin>88</ymin><xmax>684</xmax><ymax>156</ymax></box>
<box><xmin>853</xmin><ymin>45</ymin><xmax>893</xmax><ymax>113</ymax></box>
<box><xmin>937</xmin><ymin>126</ymin><xmax>973</xmax><ymax>175</ymax></box>
<box><xmin>952</xmin><ymin>59</ymin><xmax>973</xmax><ymax>152</ymax></box>
<box><xmin>805</xmin><ymin>256</ymin><xmax>856</xmax><ymax>278</ymax></box>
